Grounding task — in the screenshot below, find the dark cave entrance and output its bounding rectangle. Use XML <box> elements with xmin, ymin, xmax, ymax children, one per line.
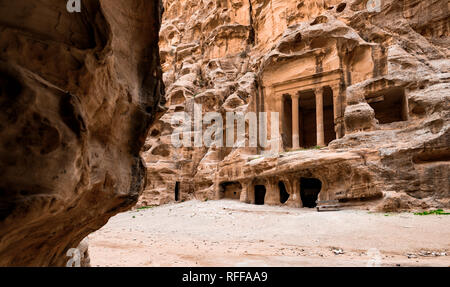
<box><xmin>367</xmin><ymin>87</ymin><xmax>408</xmax><ymax>124</ymax></box>
<box><xmin>323</xmin><ymin>87</ymin><xmax>336</xmax><ymax>146</ymax></box>
<box><xmin>175</xmin><ymin>181</ymin><xmax>180</xmax><ymax>201</ymax></box>
<box><xmin>300</xmin><ymin>178</ymin><xmax>322</xmax><ymax>208</ymax></box>
<box><xmin>254</xmin><ymin>185</ymin><xmax>266</xmax><ymax>205</ymax></box>
<box><xmin>298</xmin><ymin>90</ymin><xmax>317</xmax><ymax>148</ymax></box>
<box><xmin>279</xmin><ymin>181</ymin><xmax>289</xmax><ymax>204</ymax></box>
<box><xmin>285</xmin><ymin>87</ymin><xmax>336</xmax><ymax>148</ymax></box>
<box><xmin>282</xmin><ymin>95</ymin><xmax>293</xmax><ymax>149</ymax></box>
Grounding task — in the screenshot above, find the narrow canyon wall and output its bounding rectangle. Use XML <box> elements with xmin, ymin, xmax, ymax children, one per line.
<box><xmin>141</xmin><ymin>0</ymin><xmax>449</xmax><ymax>211</ymax></box>
<box><xmin>0</xmin><ymin>0</ymin><xmax>163</xmax><ymax>266</ymax></box>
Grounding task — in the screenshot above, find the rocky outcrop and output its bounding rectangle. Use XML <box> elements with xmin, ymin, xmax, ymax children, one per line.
<box><xmin>140</xmin><ymin>0</ymin><xmax>448</xmax><ymax>212</ymax></box>
<box><xmin>0</xmin><ymin>0</ymin><xmax>163</xmax><ymax>266</ymax></box>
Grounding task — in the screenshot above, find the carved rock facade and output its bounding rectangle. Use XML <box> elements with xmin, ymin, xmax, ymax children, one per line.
<box><xmin>141</xmin><ymin>0</ymin><xmax>449</xmax><ymax>212</ymax></box>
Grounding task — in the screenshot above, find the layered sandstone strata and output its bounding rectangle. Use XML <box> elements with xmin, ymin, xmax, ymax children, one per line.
<box><xmin>141</xmin><ymin>0</ymin><xmax>449</xmax><ymax>211</ymax></box>
<box><xmin>0</xmin><ymin>0</ymin><xmax>163</xmax><ymax>266</ymax></box>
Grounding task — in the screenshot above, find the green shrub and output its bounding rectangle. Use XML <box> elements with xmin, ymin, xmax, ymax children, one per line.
<box><xmin>137</xmin><ymin>205</ymin><xmax>156</xmax><ymax>211</ymax></box>
<box><xmin>414</xmin><ymin>209</ymin><xmax>450</xmax><ymax>216</ymax></box>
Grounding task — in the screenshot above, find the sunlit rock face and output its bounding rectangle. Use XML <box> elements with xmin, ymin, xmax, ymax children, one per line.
<box><xmin>142</xmin><ymin>0</ymin><xmax>449</xmax><ymax>211</ymax></box>
<box><xmin>0</xmin><ymin>0</ymin><xmax>164</xmax><ymax>266</ymax></box>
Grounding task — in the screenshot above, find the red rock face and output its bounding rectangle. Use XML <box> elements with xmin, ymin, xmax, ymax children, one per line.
<box><xmin>0</xmin><ymin>0</ymin><xmax>164</xmax><ymax>266</ymax></box>
<box><xmin>141</xmin><ymin>0</ymin><xmax>449</xmax><ymax>211</ymax></box>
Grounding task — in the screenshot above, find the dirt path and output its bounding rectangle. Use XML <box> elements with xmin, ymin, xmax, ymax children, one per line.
<box><xmin>89</xmin><ymin>200</ymin><xmax>450</xmax><ymax>267</ymax></box>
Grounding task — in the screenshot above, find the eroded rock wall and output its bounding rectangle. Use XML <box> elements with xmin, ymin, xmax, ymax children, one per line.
<box><xmin>0</xmin><ymin>0</ymin><xmax>163</xmax><ymax>266</ymax></box>
<box><xmin>141</xmin><ymin>0</ymin><xmax>449</xmax><ymax>211</ymax></box>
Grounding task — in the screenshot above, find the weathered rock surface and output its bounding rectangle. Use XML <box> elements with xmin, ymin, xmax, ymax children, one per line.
<box><xmin>140</xmin><ymin>0</ymin><xmax>448</xmax><ymax>212</ymax></box>
<box><xmin>139</xmin><ymin>0</ymin><xmax>450</xmax><ymax>210</ymax></box>
<box><xmin>0</xmin><ymin>0</ymin><xmax>163</xmax><ymax>266</ymax></box>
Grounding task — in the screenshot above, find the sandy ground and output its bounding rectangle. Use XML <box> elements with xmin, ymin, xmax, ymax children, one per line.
<box><xmin>89</xmin><ymin>200</ymin><xmax>450</xmax><ymax>267</ymax></box>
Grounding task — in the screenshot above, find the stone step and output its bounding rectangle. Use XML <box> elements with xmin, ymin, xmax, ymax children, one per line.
<box><xmin>316</xmin><ymin>200</ymin><xmax>340</xmax><ymax>212</ymax></box>
<box><xmin>316</xmin><ymin>205</ymin><xmax>341</xmax><ymax>212</ymax></box>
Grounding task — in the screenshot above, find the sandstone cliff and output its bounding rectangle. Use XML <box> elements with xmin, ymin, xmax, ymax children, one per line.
<box><xmin>140</xmin><ymin>0</ymin><xmax>449</xmax><ymax>211</ymax></box>
<box><xmin>0</xmin><ymin>0</ymin><xmax>163</xmax><ymax>266</ymax></box>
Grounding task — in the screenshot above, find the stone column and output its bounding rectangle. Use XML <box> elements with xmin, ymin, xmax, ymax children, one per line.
<box><xmin>291</xmin><ymin>94</ymin><xmax>300</xmax><ymax>149</ymax></box>
<box><xmin>240</xmin><ymin>180</ymin><xmax>251</xmax><ymax>204</ymax></box>
<box><xmin>331</xmin><ymin>85</ymin><xmax>343</xmax><ymax>139</ymax></box>
<box><xmin>288</xmin><ymin>177</ymin><xmax>302</xmax><ymax>208</ymax></box>
<box><xmin>265</xmin><ymin>178</ymin><xmax>279</xmax><ymax>205</ymax></box>
<box><xmin>279</xmin><ymin>94</ymin><xmax>285</xmax><ymax>152</ymax></box>
<box><xmin>214</xmin><ymin>177</ymin><xmax>221</xmax><ymax>200</ymax></box>
<box><xmin>315</xmin><ymin>88</ymin><xmax>325</xmax><ymax>147</ymax></box>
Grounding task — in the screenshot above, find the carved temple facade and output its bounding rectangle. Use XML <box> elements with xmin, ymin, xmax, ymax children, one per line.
<box><xmin>270</xmin><ymin>69</ymin><xmax>345</xmax><ymax>150</ymax></box>
<box><xmin>212</xmin><ymin>34</ymin><xmax>402</xmax><ymax>209</ymax></box>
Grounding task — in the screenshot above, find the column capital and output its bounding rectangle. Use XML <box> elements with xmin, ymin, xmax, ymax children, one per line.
<box><xmin>291</xmin><ymin>93</ymin><xmax>300</xmax><ymax>100</ymax></box>
<box><xmin>314</xmin><ymin>86</ymin><xmax>324</xmax><ymax>94</ymax></box>
<box><xmin>329</xmin><ymin>83</ymin><xmax>341</xmax><ymax>91</ymax></box>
